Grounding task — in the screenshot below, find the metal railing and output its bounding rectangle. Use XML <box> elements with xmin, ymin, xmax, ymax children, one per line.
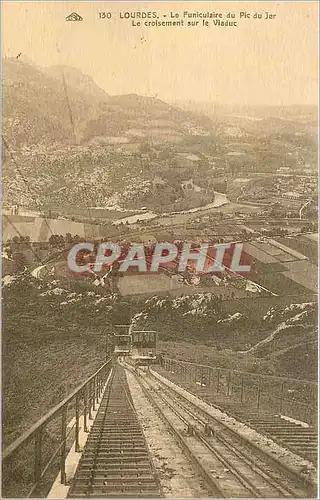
<box><xmin>160</xmin><ymin>357</ymin><xmax>317</xmax><ymax>426</ymax></box>
<box><xmin>2</xmin><ymin>359</ymin><xmax>112</xmax><ymax>498</ymax></box>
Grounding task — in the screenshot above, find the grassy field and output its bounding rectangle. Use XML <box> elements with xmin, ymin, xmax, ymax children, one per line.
<box><xmin>158</xmin><ymin>339</ymin><xmax>263</xmax><ymax>372</ymax></box>
<box><xmin>276</xmin><ymin>235</ymin><xmax>318</xmax><ymax>265</ymax></box>
<box><xmin>157</xmin><ymin>339</ymin><xmax>318</xmax><ymax>415</ymax></box>
<box><xmin>3</xmin><ymin>334</ymin><xmax>106</xmax><ymax>447</ymax></box>
<box><xmin>156</xmin><ymin>338</ymin><xmax>313</xmax><ymax>377</ymax></box>
<box><xmin>155</xmin><ymin>357</ymin><xmax>317</xmax><ymax>425</ymax></box>
<box><xmin>41</xmin><ymin>205</ymin><xmax>137</xmax><ymax>221</ymax></box>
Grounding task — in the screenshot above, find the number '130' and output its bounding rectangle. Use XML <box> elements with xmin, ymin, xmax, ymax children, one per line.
<box><xmin>99</xmin><ymin>12</ymin><xmax>112</xmax><ymax>19</ymax></box>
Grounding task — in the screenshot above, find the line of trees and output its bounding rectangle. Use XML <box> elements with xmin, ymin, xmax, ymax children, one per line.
<box><xmin>48</xmin><ymin>233</ymin><xmax>82</xmax><ymax>248</ymax></box>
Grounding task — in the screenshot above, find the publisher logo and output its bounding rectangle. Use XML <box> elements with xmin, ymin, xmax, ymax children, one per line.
<box><xmin>66</xmin><ymin>12</ymin><xmax>83</xmax><ymax>21</ymax></box>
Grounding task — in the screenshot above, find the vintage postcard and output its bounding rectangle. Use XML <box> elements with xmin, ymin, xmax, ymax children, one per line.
<box><xmin>1</xmin><ymin>1</ymin><xmax>318</xmax><ymax>498</ymax></box>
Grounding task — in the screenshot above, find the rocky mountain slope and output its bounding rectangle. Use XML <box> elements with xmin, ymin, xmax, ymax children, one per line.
<box><xmin>2</xmin><ymin>270</ymin><xmax>317</xmax><ymax>380</ymax></box>
<box><xmin>2</xmin><ymin>59</ymin><xmax>103</xmax><ymax>147</ymax></box>
<box><xmin>131</xmin><ymin>293</ymin><xmax>317</xmax><ymax>379</ymax></box>
<box><xmin>2</xmin><ymin>58</ymin><xmax>213</xmax><ymax>149</ymax></box>
<box><xmin>3</xmin><ymin>58</ymin><xmax>317</xmax><ymax>213</ymax></box>
<box><xmin>2</xmin><ymin>58</ymin><xmax>217</xmax><ymax>211</ymax></box>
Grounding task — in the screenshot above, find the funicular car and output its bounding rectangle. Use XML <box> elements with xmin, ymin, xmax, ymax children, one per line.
<box><xmin>131</xmin><ymin>330</ymin><xmax>157</xmax><ymax>366</ymax></box>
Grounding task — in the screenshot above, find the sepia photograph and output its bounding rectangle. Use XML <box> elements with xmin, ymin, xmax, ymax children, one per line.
<box><xmin>1</xmin><ymin>1</ymin><xmax>318</xmax><ymax>498</ymax></box>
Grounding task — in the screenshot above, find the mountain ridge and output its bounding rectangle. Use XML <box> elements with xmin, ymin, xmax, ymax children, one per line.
<box><xmin>2</xmin><ymin>58</ymin><xmax>214</xmax><ymax>149</ymax></box>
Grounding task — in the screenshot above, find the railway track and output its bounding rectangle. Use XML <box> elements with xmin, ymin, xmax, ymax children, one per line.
<box><xmin>66</xmin><ymin>359</ymin><xmax>316</xmax><ymax>498</ymax></box>
<box><xmin>68</xmin><ymin>364</ymin><xmax>161</xmax><ymax>498</ymax></box>
<box><xmin>158</xmin><ymin>367</ymin><xmax>318</xmax><ymax>465</ymax></box>
<box><xmin>227</xmin><ymin>410</ymin><xmax>318</xmax><ymax>465</ymax></box>
<box><xmin>125</xmin><ymin>363</ymin><xmax>315</xmax><ymax>498</ymax></box>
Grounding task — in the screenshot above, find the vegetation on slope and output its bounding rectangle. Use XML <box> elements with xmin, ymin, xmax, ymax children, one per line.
<box><xmin>2</xmin><ymin>269</ymin><xmax>317</xmax><ymax>446</ymax></box>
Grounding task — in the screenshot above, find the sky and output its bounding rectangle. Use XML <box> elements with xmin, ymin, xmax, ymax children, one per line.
<box><xmin>2</xmin><ymin>2</ymin><xmax>319</xmax><ymax>105</ymax></box>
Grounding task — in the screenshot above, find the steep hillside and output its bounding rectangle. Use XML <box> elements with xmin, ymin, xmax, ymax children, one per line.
<box><xmin>81</xmin><ymin>93</ymin><xmax>214</xmax><ymax>144</ymax></box>
<box><xmin>2</xmin><ymin>269</ymin><xmax>317</xmax><ymax>445</ymax></box>
<box><xmin>3</xmin><ymin>58</ymin><xmax>316</xmax><ymax>213</ymax></box>
<box><xmin>2</xmin><ymin>59</ymin><xmax>105</xmax><ymax>147</ymax></box>
<box><xmin>44</xmin><ymin>65</ymin><xmax>110</xmax><ymax>102</ymax></box>
<box><xmin>130</xmin><ymin>294</ymin><xmax>317</xmax><ymax>379</ymax></box>
<box><xmin>2</xmin><ymin>59</ymin><xmax>214</xmax><ymax>149</ymax></box>
<box><xmin>2</xmin><ymin>59</ymin><xmax>217</xmax><ymax>211</ymax></box>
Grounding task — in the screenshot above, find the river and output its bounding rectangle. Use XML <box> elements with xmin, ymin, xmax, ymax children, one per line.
<box><xmin>112</xmin><ymin>192</ymin><xmax>229</xmax><ymax>226</ymax></box>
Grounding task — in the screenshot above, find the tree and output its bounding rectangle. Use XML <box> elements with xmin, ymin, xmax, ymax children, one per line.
<box><xmin>11</xmin><ymin>236</ymin><xmax>20</xmax><ymax>252</ymax></box>
<box><xmin>49</xmin><ymin>234</ymin><xmax>60</xmax><ymax>247</ymax></box>
<box><xmin>72</xmin><ymin>235</ymin><xmax>81</xmax><ymax>244</ymax></box>
<box><xmin>109</xmin><ymin>301</ymin><xmax>132</xmax><ymax>326</ymax></box>
<box><xmin>65</xmin><ymin>232</ymin><xmax>73</xmax><ymax>244</ymax></box>
<box><xmin>12</xmin><ymin>252</ymin><xmax>27</xmax><ymax>271</ymax></box>
<box><xmin>19</xmin><ymin>235</ymin><xmax>31</xmax><ymax>248</ymax></box>
<box><xmin>58</xmin><ymin>235</ymin><xmax>65</xmax><ymax>247</ymax></box>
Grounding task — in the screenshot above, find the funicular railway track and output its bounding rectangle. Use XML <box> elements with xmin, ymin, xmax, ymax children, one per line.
<box><xmin>157</xmin><ymin>361</ymin><xmax>318</xmax><ymax>465</ymax></box>
<box><xmin>66</xmin><ymin>358</ymin><xmax>316</xmax><ymax>499</ymax></box>
<box><xmin>3</xmin><ymin>347</ymin><xmax>316</xmax><ymax>499</ymax></box>
<box><xmin>123</xmin><ymin>361</ymin><xmax>316</xmax><ymax>499</ymax></box>
<box><xmin>225</xmin><ymin>410</ymin><xmax>318</xmax><ymax>464</ymax></box>
<box><xmin>68</xmin><ymin>364</ymin><xmax>161</xmax><ymax>498</ymax></box>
